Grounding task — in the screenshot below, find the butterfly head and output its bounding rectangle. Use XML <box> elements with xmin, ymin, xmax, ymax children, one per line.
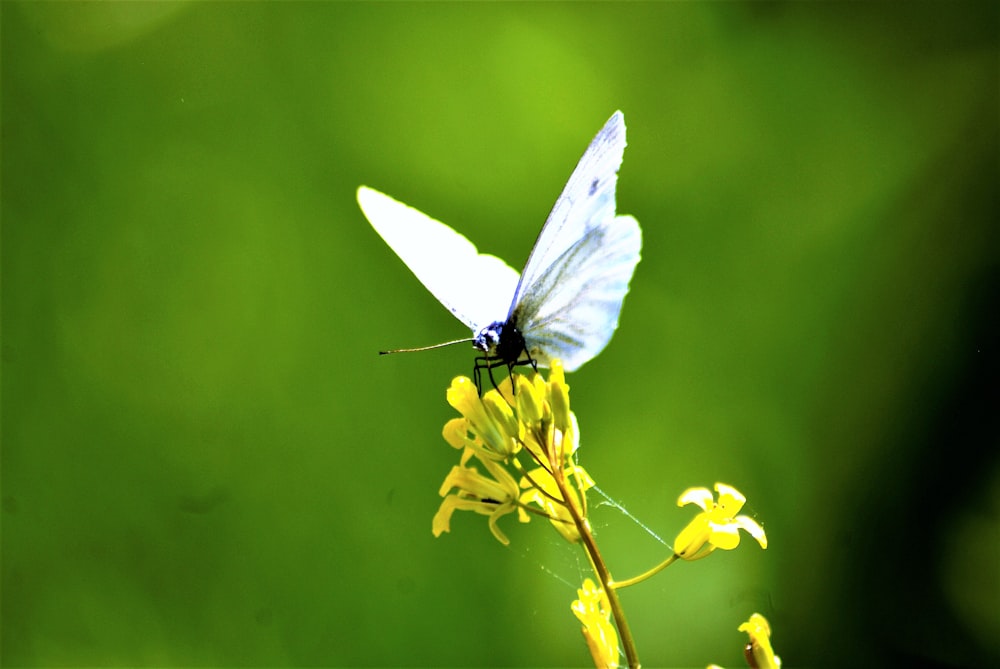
<box><xmin>472</xmin><ymin>320</ymin><xmax>538</xmax><ymax>393</ymax></box>
<box><xmin>474</xmin><ymin>320</ymin><xmax>531</xmax><ymax>363</ymax></box>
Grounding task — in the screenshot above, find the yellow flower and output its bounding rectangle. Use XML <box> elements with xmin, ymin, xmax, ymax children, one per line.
<box><xmin>673</xmin><ymin>483</ymin><xmax>767</xmax><ymax>560</ymax></box>
<box><xmin>445</xmin><ymin>376</ymin><xmax>521</xmax><ymax>460</ymax></box>
<box><xmin>571</xmin><ymin>578</ymin><xmax>620</xmax><ymax>669</ymax></box>
<box><xmin>433</xmin><ymin>456</ymin><xmax>521</xmax><ymax>545</ymax></box>
<box><xmin>738</xmin><ymin>613</ymin><xmax>781</xmax><ymax>669</ymax></box>
<box><xmin>436</xmin><ymin>360</ymin><xmax>596</xmax><ymax>545</ymax></box>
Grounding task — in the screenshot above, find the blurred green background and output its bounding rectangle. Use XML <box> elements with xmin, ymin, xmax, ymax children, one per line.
<box><xmin>3</xmin><ymin>2</ymin><xmax>997</xmax><ymax>667</ymax></box>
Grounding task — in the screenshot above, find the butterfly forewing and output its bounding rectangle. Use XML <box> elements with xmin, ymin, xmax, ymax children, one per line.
<box><xmin>357</xmin><ymin>186</ymin><xmax>519</xmax><ymax>332</ymax></box>
<box><xmin>508</xmin><ymin>111</ymin><xmax>640</xmax><ymax>371</ymax></box>
<box><xmin>508</xmin><ymin>111</ymin><xmax>629</xmax><ymax>322</ymax></box>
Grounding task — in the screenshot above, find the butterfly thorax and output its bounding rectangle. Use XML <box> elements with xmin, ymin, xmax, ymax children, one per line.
<box><xmin>474</xmin><ymin>320</ymin><xmax>526</xmax><ymax>365</ymax></box>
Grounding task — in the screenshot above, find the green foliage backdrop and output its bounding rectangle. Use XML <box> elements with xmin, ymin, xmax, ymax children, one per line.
<box><xmin>4</xmin><ymin>2</ymin><xmax>997</xmax><ymax>667</ymax></box>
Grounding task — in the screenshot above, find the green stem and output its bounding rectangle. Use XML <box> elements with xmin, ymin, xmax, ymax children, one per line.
<box><xmin>611</xmin><ymin>554</ymin><xmax>679</xmax><ymax>590</ymax></box>
<box><xmin>553</xmin><ymin>461</ymin><xmax>640</xmax><ymax>668</ymax></box>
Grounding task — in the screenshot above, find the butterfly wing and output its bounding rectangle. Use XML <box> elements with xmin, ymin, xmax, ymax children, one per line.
<box><xmin>358</xmin><ymin>186</ymin><xmax>519</xmax><ymax>333</ymax></box>
<box><xmin>510</xmin><ymin>111</ymin><xmax>642</xmax><ymax>371</ymax></box>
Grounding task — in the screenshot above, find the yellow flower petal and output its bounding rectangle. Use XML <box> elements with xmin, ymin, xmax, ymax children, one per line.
<box><xmin>735</xmin><ymin>515</ymin><xmax>768</xmax><ymax>549</ymax></box>
<box><xmin>514</xmin><ymin>374</ymin><xmax>545</xmax><ymax>426</ymax></box>
<box><xmin>483</xmin><ymin>392</ymin><xmax>520</xmax><ymax>442</ymax></box>
<box><xmin>706</xmin><ymin>522</ymin><xmax>742</xmax><ymax>551</ymax></box>
<box><xmin>714</xmin><ymin>482</ymin><xmax>747</xmax><ymax>515</ymax></box>
<box><xmin>548</xmin><ymin>360</ymin><xmax>572</xmax><ymax>433</ymax></box>
<box><xmin>445</xmin><ymin>376</ymin><xmax>480</xmax><ymax>414</ymax></box>
<box><xmin>678</xmin><ymin>486</ymin><xmax>714</xmax><ymax>511</ymax></box>
<box><xmin>442</xmin><ymin>418</ymin><xmax>472</xmax><ymax>450</ymax></box>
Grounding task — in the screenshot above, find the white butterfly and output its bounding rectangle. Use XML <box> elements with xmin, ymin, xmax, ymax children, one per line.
<box><xmin>357</xmin><ymin>111</ymin><xmax>641</xmax><ymax>384</ymax></box>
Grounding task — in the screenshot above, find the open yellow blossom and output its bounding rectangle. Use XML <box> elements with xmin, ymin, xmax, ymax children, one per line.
<box><xmin>571</xmin><ymin>578</ymin><xmax>620</xmax><ymax>669</ymax></box>
<box><xmin>673</xmin><ymin>483</ymin><xmax>767</xmax><ymax>560</ymax></box>
<box><xmin>433</xmin><ymin>456</ymin><xmax>521</xmax><ymax>545</ymax></box>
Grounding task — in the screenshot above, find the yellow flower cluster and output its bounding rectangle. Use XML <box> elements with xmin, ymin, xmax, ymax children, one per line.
<box><xmin>432</xmin><ymin>360</ymin><xmax>594</xmax><ymax>545</ymax></box>
<box><xmin>428</xmin><ymin>360</ymin><xmax>773</xmax><ymax>669</ymax></box>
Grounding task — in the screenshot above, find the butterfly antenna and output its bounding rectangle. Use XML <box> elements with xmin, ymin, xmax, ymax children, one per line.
<box><xmin>379</xmin><ymin>338</ymin><xmax>473</xmax><ymax>355</ymax></box>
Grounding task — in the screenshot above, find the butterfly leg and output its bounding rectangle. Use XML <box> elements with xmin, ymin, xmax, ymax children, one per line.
<box><xmin>473</xmin><ymin>360</ymin><xmax>483</xmax><ymax>394</ymax></box>
<box><xmin>472</xmin><ymin>355</ymin><xmax>501</xmax><ymax>395</ymax></box>
<box><xmin>473</xmin><ymin>355</ymin><xmax>515</xmax><ymax>395</ymax></box>
<box><xmin>487</xmin><ymin>364</ymin><xmax>501</xmax><ymax>394</ymax></box>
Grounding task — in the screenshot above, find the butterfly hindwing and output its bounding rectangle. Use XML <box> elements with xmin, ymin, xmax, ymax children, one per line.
<box><xmin>513</xmin><ymin>214</ymin><xmax>641</xmax><ymax>371</ymax></box>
